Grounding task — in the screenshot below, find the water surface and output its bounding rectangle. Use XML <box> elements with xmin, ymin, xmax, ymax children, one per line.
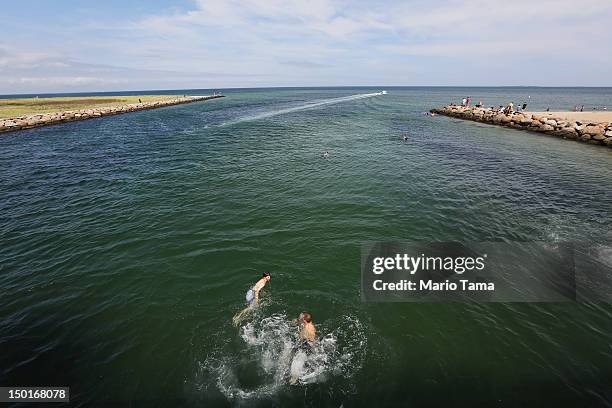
<box><xmin>1</xmin><ymin>87</ymin><xmax>611</xmax><ymax>407</ymax></box>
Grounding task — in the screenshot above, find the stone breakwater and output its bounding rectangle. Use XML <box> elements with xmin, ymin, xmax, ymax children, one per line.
<box><xmin>430</xmin><ymin>106</ymin><xmax>612</xmax><ymax>148</ymax></box>
<box><xmin>0</xmin><ymin>95</ymin><xmax>224</xmax><ymax>134</ymax></box>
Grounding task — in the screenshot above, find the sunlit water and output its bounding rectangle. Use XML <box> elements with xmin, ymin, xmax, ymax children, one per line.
<box><xmin>1</xmin><ymin>87</ymin><xmax>611</xmax><ymax>407</ymax></box>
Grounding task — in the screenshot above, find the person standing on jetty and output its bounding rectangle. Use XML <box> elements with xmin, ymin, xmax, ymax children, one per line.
<box><xmin>232</xmin><ymin>272</ymin><xmax>271</xmax><ymax>325</ymax></box>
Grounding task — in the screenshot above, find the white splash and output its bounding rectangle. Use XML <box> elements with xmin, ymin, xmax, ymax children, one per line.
<box><xmin>197</xmin><ymin>313</ymin><xmax>367</xmax><ymax>402</ymax></box>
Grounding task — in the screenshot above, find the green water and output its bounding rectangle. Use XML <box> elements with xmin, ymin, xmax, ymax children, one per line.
<box><xmin>1</xmin><ymin>87</ymin><xmax>611</xmax><ymax>407</ymax></box>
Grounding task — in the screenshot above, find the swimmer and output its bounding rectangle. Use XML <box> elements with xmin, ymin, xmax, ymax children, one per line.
<box><xmin>232</xmin><ymin>272</ymin><xmax>271</xmax><ymax>326</ymax></box>
<box><xmin>400</xmin><ymin>133</ymin><xmax>408</xmax><ymax>141</ymax></box>
<box><xmin>322</xmin><ymin>151</ymin><xmax>330</xmax><ymax>159</ymax></box>
<box><xmin>298</xmin><ymin>311</ymin><xmax>316</xmax><ymax>345</ymax></box>
<box><xmin>290</xmin><ymin>311</ymin><xmax>316</xmax><ymax>350</ymax></box>
<box><xmin>289</xmin><ymin>311</ymin><xmax>316</xmax><ymax>384</ymax></box>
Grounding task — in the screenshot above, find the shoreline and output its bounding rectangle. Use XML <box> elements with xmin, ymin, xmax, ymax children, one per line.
<box><xmin>0</xmin><ymin>95</ymin><xmax>224</xmax><ymax>134</ymax></box>
<box><xmin>430</xmin><ymin>106</ymin><xmax>612</xmax><ymax>148</ymax></box>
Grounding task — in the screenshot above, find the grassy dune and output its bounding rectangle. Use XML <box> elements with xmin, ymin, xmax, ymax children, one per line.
<box><xmin>0</xmin><ymin>95</ymin><xmax>182</xmax><ymax>119</ymax></box>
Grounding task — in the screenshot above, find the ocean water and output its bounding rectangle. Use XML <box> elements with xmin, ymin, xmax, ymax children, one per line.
<box><xmin>1</xmin><ymin>87</ymin><xmax>611</xmax><ymax>407</ymax></box>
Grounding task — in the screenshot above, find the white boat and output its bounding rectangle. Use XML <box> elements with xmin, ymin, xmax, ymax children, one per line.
<box><xmin>381</xmin><ymin>90</ymin><xmax>387</xmax><ymax>95</ymax></box>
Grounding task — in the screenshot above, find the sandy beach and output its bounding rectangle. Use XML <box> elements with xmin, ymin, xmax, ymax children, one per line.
<box><xmin>526</xmin><ymin>111</ymin><xmax>612</xmax><ymax>123</ymax></box>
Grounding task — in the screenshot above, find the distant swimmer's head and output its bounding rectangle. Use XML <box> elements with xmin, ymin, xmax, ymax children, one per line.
<box><xmin>299</xmin><ymin>312</ymin><xmax>312</xmax><ymax>323</ymax></box>
<box><xmin>262</xmin><ymin>272</ymin><xmax>271</xmax><ymax>281</ymax></box>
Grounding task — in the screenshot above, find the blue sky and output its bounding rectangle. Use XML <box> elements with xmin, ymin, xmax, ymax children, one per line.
<box><xmin>1</xmin><ymin>0</ymin><xmax>611</xmax><ymax>93</ymax></box>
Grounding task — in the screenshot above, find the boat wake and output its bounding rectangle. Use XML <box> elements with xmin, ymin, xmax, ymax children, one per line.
<box><xmin>196</xmin><ymin>313</ymin><xmax>366</xmax><ymax>402</ymax></box>
<box><xmin>224</xmin><ymin>92</ymin><xmax>383</xmax><ymax>125</ymax></box>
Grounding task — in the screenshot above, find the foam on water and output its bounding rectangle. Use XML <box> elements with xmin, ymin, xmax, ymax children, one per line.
<box><xmin>197</xmin><ymin>312</ymin><xmax>367</xmax><ymax>402</ymax></box>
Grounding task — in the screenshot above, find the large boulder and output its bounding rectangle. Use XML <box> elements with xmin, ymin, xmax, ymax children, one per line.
<box><xmin>3</xmin><ymin>120</ymin><xmax>20</xmax><ymax>130</ymax></box>
<box><xmin>557</xmin><ymin>127</ymin><xmax>578</xmax><ymax>139</ymax></box>
<box><xmin>542</xmin><ymin>118</ymin><xmax>557</xmax><ymax>127</ymax></box>
<box><xmin>592</xmin><ymin>133</ymin><xmax>606</xmax><ymax>141</ymax></box>
<box><xmin>583</xmin><ymin>125</ymin><xmax>605</xmax><ymax>136</ymax></box>
<box><xmin>519</xmin><ymin>117</ymin><xmax>532</xmax><ymax>125</ymax></box>
<box><xmin>603</xmin><ymin>137</ymin><xmax>612</xmax><ymax>146</ymax></box>
<box><xmin>539</xmin><ymin>124</ymin><xmax>554</xmax><ymax>132</ymax></box>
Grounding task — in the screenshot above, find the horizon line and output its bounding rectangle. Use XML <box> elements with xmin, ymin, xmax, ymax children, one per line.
<box><xmin>2</xmin><ymin>85</ymin><xmax>612</xmax><ymax>98</ymax></box>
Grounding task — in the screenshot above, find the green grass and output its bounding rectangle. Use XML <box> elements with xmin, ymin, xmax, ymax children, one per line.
<box><xmin>0</xmin><ymin>95</ymin><xmax>182</xmax><ymax>119</ymax></box>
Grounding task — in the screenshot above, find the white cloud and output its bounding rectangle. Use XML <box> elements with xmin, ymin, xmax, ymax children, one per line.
<box><xmin>1</xmin><ymin>0</ymin><xmax>611</xmax><ymax>92</ymax></box>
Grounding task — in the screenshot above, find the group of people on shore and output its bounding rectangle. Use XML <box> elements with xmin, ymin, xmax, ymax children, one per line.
<box><xmin>461</xmin><ymin>96</ymin><xmax>485</xmax><ymax>108</ymax></box>
<box><xmin>573</xmin><ymin>105</ymin><xmax>607</xmax><ymax>111</ymax></box>
<box><xmin>454</xmin><ymin>97</ymin><xmax>529</xmax><ymax>115</ymax></box>
<box><xmin>497</xmin><ymin>102</ymin><xmax>528</xmax><ymax>114</ymax></box>
<box><xmin>455</xmin><ymin>96</ymin><xmax>609</xmax><ymax>115</ymax></box>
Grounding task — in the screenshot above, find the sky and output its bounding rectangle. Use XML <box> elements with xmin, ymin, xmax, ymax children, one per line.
<box><xmin>1</xmin><ymin>0</ymin><xmax>611</xmax><ymax>93</ymax></box>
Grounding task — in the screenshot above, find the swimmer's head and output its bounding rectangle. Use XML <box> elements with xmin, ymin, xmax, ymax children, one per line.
<box><xmin>262</xmin><ymin>272</ymin><xmax>271</xmax><ymax>281</ymax></box>
<box><xmin>300</xmin><ymin>312</ymin><xmax>312</xmax><ymax>323</ymax></box>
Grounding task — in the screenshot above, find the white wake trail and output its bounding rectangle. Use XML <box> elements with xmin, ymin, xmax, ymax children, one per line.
<box><xmin>227</xmin><ymin>92</ymin><xmax>382</xmax><ymax>125</ymax></box>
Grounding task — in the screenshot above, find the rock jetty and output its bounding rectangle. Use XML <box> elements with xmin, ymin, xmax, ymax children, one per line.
<box><xmin>0</xmin><ymin>95</ymin><xmax>224</xmax><ymax>134</ymax></box>
<box><xmin>430</xmin><ymin>105</ymin><xmax>612</xmax><ymax>148</ymax></box>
